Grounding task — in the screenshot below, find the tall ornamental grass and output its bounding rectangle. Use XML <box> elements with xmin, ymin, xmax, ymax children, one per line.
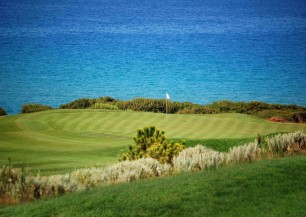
<box><xmin>226</xmin><ymin>141</ymin><xmax>260</xmax><ymax>164</ymax></box>
<box><xmin>1</xmin><ymin>158</ymin><xmax>171</xmax><ymax>202</ymax></box>
<box><xmin>0</xmin><ymin>161</ymin><xmax>31</xmax><ymax>203</ymax></box>
<box><xmin>173</xmin><ymin>131</ymin><xmax>305</xmax><ymax>173</ymax></box>
<box><xmin>173</xmin><ymin>145</ymin><xmax>225</xmax><ymax>172</ymax></box>
<box><xmin>266</xmin><ymin>131</ymin><xmax>306</xmax><ymax>155</ymax></box>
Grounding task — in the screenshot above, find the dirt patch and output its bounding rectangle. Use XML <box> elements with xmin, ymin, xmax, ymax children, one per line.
<box><xmin>268</xmin><ymin>117</ymin><xmax>287</xmax><ymax>122</ymax></box>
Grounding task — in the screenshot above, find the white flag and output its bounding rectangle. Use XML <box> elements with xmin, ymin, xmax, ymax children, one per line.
<box><xmin>166</xmin><ymin>93</ymin><xmax>170</xmax><ymax>100</ymax></box>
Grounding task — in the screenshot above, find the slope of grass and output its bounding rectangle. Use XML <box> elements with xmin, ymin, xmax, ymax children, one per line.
<box><xmin>0</xmin><ymin>110</ymin><xmax>305</xmax><ymax>174</ymax></box>
<box><xmin>173</xmin><ymin>137</ymin><xmax>255</xmax><ymax>152</ymax></box>
<box><xmin>1</xmin><ymin>155</ymin><xmax>305</xmax><ymax>217</ymax></box>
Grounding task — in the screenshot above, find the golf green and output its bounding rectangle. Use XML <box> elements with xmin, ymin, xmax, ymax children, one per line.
<box><xmin>1</xmin><ymin>110</ymin><xmax>305</xmax><ymax>174</ymax></box>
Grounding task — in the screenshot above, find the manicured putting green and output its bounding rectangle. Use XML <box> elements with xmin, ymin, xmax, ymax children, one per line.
<box><xmin>0</xmin><ymin>109</ymin><xmax>305</xmax><ymax>174</ymax></box>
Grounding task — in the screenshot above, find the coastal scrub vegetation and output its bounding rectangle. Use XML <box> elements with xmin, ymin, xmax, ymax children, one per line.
<box><xmin>58</xmin><ymin>97</ymin><xmax>306</xmax><ymax>123</ymax></box>
<box><xmin>59</xmin><ymin>96</ymin><xmax>117</xmax><ymax>109</ymax></box>
<box><xmin>0</xmin><ymin>107</ymin><xmax>7</xmax><ymax>116</ymax></box>
<box><xmin>18</xmin><ymin>96</ymin><xmax>306</xmax><ymax>123</ymax></box>
<box><xmin>1</xmin><ymin>131</ymin><xmax>305</xmax><ymax>204</ymax></box>
<box><xmin>21</xmin><ymin>104</ymin><xmax>53</xmax><ymax>114</ymax></box>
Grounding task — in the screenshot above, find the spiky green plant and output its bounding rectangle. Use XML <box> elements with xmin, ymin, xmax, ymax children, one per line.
<box><xmin>119</xmin><ymin>126</ymin><xmax>185</xmax><ymax>164</ymax></box>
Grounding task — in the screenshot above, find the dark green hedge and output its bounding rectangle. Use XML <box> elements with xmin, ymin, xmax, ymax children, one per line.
<box><xmin>21</xmin><ymin>104</ymin><xmax>53</xmax><ymax>114</ymax></box>
<box><xmin>59</xmin><ymin>96</ymin><xmax>116</xmax><ymax>109</ymax></box>
<box><xmin>58</xmin><ymin>97</ymin><xmax>306</xmax><ymax>123</ymax></box>
<box><xmin>0</xmin><ymin>107</ymin><xmax>7</xmax><ymax>116</ymax></box>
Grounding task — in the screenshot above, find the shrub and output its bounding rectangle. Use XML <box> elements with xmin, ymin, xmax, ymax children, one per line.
<box><xmin>59</xmin><ymin>96</ymin><xmax>119</xmax><ymax>110</ymax></box>
<box><xmin>117</xmin><ymin>98</ymin><xmax>189</xmax><ymax>113</ymax></box>
<box><xmin>57</xmin><ymin>96</ymin><xmax>306</xmax><ymax>123</ymax></box>
<box><xmin>119</xmin><ymin>126</ymin><xmax>185</xmax><ymax>164</ymax></box>
<box><xmin>147</xmin><ymin>141</ymin><xmax>185</xmax><ymax>164</ymax></box>
<box><xmin>256</xmin><ymin>110</ymin><xmax>294</xmax><ymax>122</ymax></box>
<box><xmin>292</xmin><ymin>112</ymin><xmax>306</xmax><ymax>123</ymax></box>
<box><xmin>21</xmin><ymin>104</ymin><xmax>53</xmax><ymax>114</ymax></box>
<box><xmin>59</xmin><ymin>98</ymin><xmax>96</xmax><ymax>109</ymax></box>
<box><xmin>90</xmin><ymin>103</ymin><xmax>119</xmax><ymax>110</ymax></box>
<box><xmin>117</xmin><ymin>98</ymin><xmax>167</xmax><ymax>113</ymax></box>
<box><xmin>96</xmin><ymin>96</ymin><xmax>116</xmax><ymax>103</ymax></box>
<box><xmin>0</xmin><ymin>107</ymin><xmax>7</xmax><ymax>116</ymax></box>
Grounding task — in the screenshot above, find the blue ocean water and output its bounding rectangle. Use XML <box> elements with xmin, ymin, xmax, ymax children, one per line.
<box><xmin>0</xmin><ymin>0</ymin><xmax>306</xmax><ymax>114</ymax></box>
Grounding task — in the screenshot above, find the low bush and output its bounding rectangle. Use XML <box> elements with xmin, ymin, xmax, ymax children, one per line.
<box><xmin>117</xmin><ymin>98</ymin><xmax>167</xmax><ymax>113</ymax></box>
<box><xmin>292</xmin><ymin>112</ymin><xmax>306</xmax><ymax>123</ymax></box>
<box><xmin>90</xmin><ymin>103</ymin><xmax>119</xmax><ymax>110</ymax></box>
<box><xmin>0</xmin><ymin>107</ymin><xmax>7</xmax><ymax>116</ymax></box>
<box><xmin>59</xmin><ymin>96</ymin><xmax>118</xmax><ymax>109</ymax></box>
<box><xmin>119</xmin><ymin>126</ymin><xmax>185</xmax><ymax>164</ymax></box>
<box><xmin>59</xmin><ymin>98</ymin><xmax>96</xmax><ymax>109</ymax></box>
<box><xmin>21</xmin><ymin>104</ymin><xmax>53</xmax><ymax>114</ymax></box>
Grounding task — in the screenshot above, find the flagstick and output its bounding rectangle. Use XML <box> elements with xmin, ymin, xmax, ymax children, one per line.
<box><xmin>166</xmin><ymin>96</ymin><xmax>168</xmax><ymax>123</ymax></box>
<box><xmin>165</xmin><ymin>93</ymin><xmax>170</xmax><ymax>125</ymax></box>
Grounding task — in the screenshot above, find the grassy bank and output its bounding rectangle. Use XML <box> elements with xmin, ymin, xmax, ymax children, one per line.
<box><xmin>1</xmin><ymin>155</ymin><xmax>305</xmax><ymax>217</ymax></box>
<box><xmin>1</xmin><ymin>110</ymin><xmax>305</xmax><ymax>174</ymax></box>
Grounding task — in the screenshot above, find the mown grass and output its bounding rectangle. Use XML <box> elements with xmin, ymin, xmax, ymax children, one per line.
<box><xmin>1</xmin><ymin>155</ymin><xmax>305</xmax><ymax>217</ymax></box>
<box><xmin>0</xmin><ymin>110</ymin><xmax>305</xmax><ymax>174</ymax></box>
<box><xmin>173</xmin><ymin>137</ymin><xmax>254</xmax><ymax>152</ymax></box>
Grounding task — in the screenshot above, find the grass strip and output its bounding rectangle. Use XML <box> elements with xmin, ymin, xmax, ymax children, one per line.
<box><xmin>1</xmin><ymin>155</ymin><xmax>305</xmax><ymax>217</ymax></box>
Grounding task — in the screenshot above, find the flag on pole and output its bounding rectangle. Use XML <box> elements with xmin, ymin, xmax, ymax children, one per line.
<box><xmin>166</xmin><ymin>93</ymin><xmax>170</xmax><ymax>100</ymax></box>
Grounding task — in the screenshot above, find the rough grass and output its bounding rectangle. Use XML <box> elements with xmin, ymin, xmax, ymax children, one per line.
<box><xmin>1</xmin><ymin>155</ymin><xmax>305</xmax><ymax>217</ymax></box>
<box><xmin>0</xmin><ymin>110</ymin><xmax>305</xmax><ymax>174</ymax></box>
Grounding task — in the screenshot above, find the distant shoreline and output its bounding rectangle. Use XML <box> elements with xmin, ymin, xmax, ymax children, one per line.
<box><xmin>2</xmin><ymin>96</ymin><xmax>305</xmax><ymax>123</ymax></box>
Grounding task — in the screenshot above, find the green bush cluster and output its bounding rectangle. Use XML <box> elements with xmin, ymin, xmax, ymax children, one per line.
<box><xmin>0</xmin><ymin>107</ymin><xmax>7</xmax><ymax>116</ymax></box>
<box><xmin>117</xmin><ymin>98</ymin><xmax>189</xmax><ymax>113</ymax></box>
<box><xmin>58</xmin><ymin>97</ymin><xmax>306</xmax><ymax>123</ymax></box>
<box><xmin>119</xmin><ymin>126</ymin><xmax>185</xmax><ymax>164</ymax></box>
<box><xmin>90</xmin><ymin>103</ymin><xmax>119</xmax><ymax>110</ymax></box>
<box><xmin>21</xmin><ymin>104</ymin><xmax>53</xmax><ymax>114</ymax></box>
<box><xmin>59</xmin><ymin>96</ymin><xmax>116</xmax><ymax>109</ymax></box>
